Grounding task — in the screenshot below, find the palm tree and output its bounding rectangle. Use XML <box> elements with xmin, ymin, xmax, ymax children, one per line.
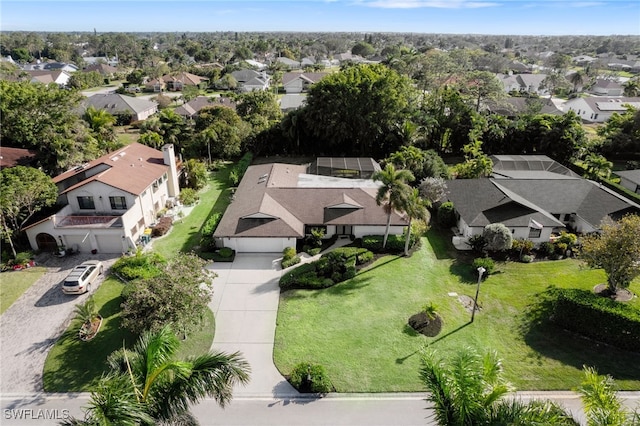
<box><xmin>65</xmin><ymin>326</ymin><xmax>250</xmax><ymax>425</ymax></box>
<box><xmin>577</xmin><ymin>366</ymin><xmax>639</xmax><ymax>426</ymax></box>
<box><xmin>372</xmin><ymin>164</ymin><xmax>414</xmax><ymax>248</ymax></box>
<box><xmin>623</xmin><ymin>79</ymin><xmax>640</xmax><ymax>97</ymax></box>
<box><xmin>401</xmin><ymin>188</ymin><xmax>430</xmax><ymax>256</ymax></box>
<box><xmin>420</xmin><ymin>347</ymin><xmax>578</xmax><ymax>426</ymax></box>
<box><xmin>569</xmin><ymin>70</ymin><xmax>585</xmax><ymax>93</ymax></box>
<box><xmin>583</xmin><ymin>153</ymin><xmax>612</xmax><ymax>181</ymax></box>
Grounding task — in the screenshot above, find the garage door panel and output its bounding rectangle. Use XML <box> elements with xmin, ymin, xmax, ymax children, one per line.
<box><xmin>233</xmin><ymin>238</ymin><xmax>292</xmax><ymax>253</ymax></box>
<box><xmin>96</xmin><ymin>235</ymin><xmax>124</xmax><ymax>254</ymax></box>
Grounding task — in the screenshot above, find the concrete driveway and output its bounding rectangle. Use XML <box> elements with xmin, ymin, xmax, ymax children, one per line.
<box><xmin>207</xmin><ymin>254</ymin><xmax>300</xmax><ymax>398</ymax></box>
<box><xmin>0</xmin><ymin>253</ymin><xmax>117</xmax><ymax>394</ymax></box>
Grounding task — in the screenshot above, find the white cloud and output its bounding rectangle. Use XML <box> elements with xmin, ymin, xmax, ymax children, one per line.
<box><xmin>355</xmin><ymin>0</ymin><xmax>499</xmax><ymax>8</ymax></box>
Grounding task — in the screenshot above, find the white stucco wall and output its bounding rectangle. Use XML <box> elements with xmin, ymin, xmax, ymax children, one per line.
<box><xmin>353</xmin><ymin>225</ymin><xmax>404</xmax><ymax>239</ymax></box>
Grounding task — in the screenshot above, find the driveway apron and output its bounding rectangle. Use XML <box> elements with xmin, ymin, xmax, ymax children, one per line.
<box><xmin>207</xmin><ymin>254</ymin><xmax>299</xmax><ymax>397</ymax></box>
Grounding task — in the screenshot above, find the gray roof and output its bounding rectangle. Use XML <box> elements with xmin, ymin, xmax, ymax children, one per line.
<box><xmin>174</xmin><ymin>96</ymin><xmax>235</xmax><ymax>117</ymax></box>
<box><xmin>445</xmin><ymin>177</ymin><xmax>639</xmax><ymax>230</ymax></box>
<box><xmin>616</xmin><ymin>169</ymin><xmax>640</xmax><ymax>185</ymax></box>
<box><xmin>79</xmin><ymin>93</ymin><xmax>157</xmax><ymax>116</ymax></box>
<box><xmin>487</xmin><ymin>97</ymin><xmax>562</xmax><ymax>116</ymax></box>
<box><xmin>279</xmin><ymin>94</ymin><xmax>306</xmax><ymax>110</ymax></box>
<box><xmin>231</xmin><ymin>69</ymin><xmax>262</xmax><ymax>83</ymax></box>
<box><xmin>214</xmin><ymin>162</ymin><xmax>407</xmax><ymax>239</ymax></box>
<box><xmin>491</xmin><ymin>155</ymin><xmax>580</xmax><ymax>178</ymax></box>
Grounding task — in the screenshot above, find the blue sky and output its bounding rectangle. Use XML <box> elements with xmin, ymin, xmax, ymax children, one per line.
<box><xmin>1</xmin><ymin>0</ymin><xmax>638</xmax><ymax>35</ymax></box>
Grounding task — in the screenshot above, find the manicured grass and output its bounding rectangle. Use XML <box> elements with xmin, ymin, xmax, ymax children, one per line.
<box><xmin>43</xmin><ymin>277</ymin><xmax>136</xmax><ymax>392</ymax></box>
<box><xmin>274</xmin><ymin>229</ymin><xmax>640</xmax><ymax>392</ymax></box>
<box><xmin>0</xmin><ymin>267</ymin><xmax>47</xmax><ymax>314</ymax></box>
<box><xmin>152</xmin><ymin>165</ymin><xmax>233</xmax><ymax>259</ymax></box>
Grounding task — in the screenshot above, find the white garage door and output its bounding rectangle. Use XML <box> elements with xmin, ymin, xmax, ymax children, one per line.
<box><xmin>233</xmin><ymin>238</ymin><xmax>292</xmax><ymax>253</ymax></box>
<box><xmin>96</xmin><ymin>235</ymin><xmax>124</xmax><ymax>254</ymax></box>
<box><xmin>63</xmin><ymin>235</ymin><xmax>92</xmax><ymax>253</ymax></box>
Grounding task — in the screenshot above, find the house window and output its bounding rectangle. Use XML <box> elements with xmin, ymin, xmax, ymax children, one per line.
<box><xmin>77</xmin><ymin>196</ymin><xmax>95</xmax><ymax>210</ymax></box>
<box><xmin>109</xmin><ymin>196</ymin><xmax>127</xmax><ymax>210</ymax></box>
<box><xmin>528</xmin><ymin>227</ymin><xmax>542</xmax><ymax>238</ymax></box>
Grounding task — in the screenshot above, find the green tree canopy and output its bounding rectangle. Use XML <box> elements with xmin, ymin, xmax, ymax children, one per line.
<box><xmin>121</xmin><ymin>253</ymin><xmax>216</xmax><ymax>335</ymax></box>
<box><xmin>581</xmin><ymin>214</ymin><xmax>640</xmax><ymax>294</ymax></box>
<box><xmin>193</xmin><ymin>106</ymin><xmax>251</xmax><ymax>159</ymax></box>
<box><xmin>0</xmin><ymin>166</ymin><xmax>58</xmax><ymax>257</ymax></box>
<box><xmin>301</xmin><ymin>63</ymin><xmax>415</xmax><ymax>157</ymax></box>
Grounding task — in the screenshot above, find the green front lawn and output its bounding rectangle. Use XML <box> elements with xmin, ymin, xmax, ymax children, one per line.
<box><xmin>274</xmin><ymin>230</ymin><xmax>640</xmax><ymax>392</ymax></box>
<box><xmin>43</xmin><ymin>278</ymin><xmax>136</xmax><ymax>392</ymax></box>
<box><xmin>0</xmin><ymin>267</ymin><xmax>46</xmax><ymax>314</ymax></box>
<box><xmin>152</xmin><ymin>165</ymin><xmax>232</xmax><ymax>259</ymax></box>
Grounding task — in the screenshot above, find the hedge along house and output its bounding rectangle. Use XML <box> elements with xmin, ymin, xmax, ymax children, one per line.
<box><xmin>24</xmin><ymin>143</ymin><xmax>181</xmax><ymax>254</ymax></box>
<box><xmin>445</xmin><ymin>155</ymin><xmax>640</xmax><ymax>250</ymax></box>
<box><xmin>213</xmin><ymin>159</ymin><xmax>407</xmax><ymax>253</ymax></box>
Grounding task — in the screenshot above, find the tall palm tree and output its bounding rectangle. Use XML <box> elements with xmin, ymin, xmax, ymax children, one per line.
<box><xmin>65</xmin><ymin>326</ymin><xmax>250</xmax><ymax>425</ymax></box>
<box><xmin>420</xmin><ymin>347</ymin><xmax>578</xmax><ymax>426</ymax></box>
<box><xmin>583</xmin><ymin>153</ymin><xmax>612</xmax><ymax>181</ymax></box>
<box><xmin>577</xmin><ymin>366</ymin><xmax>639</xmax><ymax>426</ymax></box>
<box><xmin>372</xmin><ymin>164</ymin><xmax>414</xmax><ymax>248</ymax></box>
<box><xmin>569</xmin><ymin>70</ymin><xmax>585</xmax><ymax>93</ymax></box>
<box><xmin>401</xmin><ymin>188</ymin><xmax>430</xmax><ymax>256</ymax></box>
<box><xmin>623</xmin><ymin>79</ymin><xmax>640</xmax><ymax>97</ymax></box>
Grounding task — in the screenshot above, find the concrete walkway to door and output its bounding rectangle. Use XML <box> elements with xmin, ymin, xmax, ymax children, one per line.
<box><xmin>207</xmin><ymin>254</ymin><xmax>300</xmax><ymax>398</ymax></box>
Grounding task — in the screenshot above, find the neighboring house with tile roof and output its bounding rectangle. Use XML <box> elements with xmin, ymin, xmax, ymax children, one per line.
<box><xmin>24</xmin><ymin>143</ymin><xmax>181</xmax><ymax>254</ymax></box>
<box><xmin>83</xmin><ymin>63</ymin><xmax>118</xmax><ymax>76</ymax></box>
<box><xmin>616</xmin><ymin>170</ymin><xmax>640</xmax><ymax>194</ymax></box>
<box><xmin>282</xmin><ymin>72</ymin><xmax>329</xmax><ymax>94</ymax></box>
<box><xmin>79</xmin><ymin>93</ymin><xmax>158</xmax><ymax>122</ymax></box>
<box><xmin>174</xmin><ymin>96</ymin><xmax>236</xmax><ymax>118</ymax></box>
<box><xmin>161</xmin><ymin>72</ymin><xmax>208</xmax><ymax>91</ymax></box>
<box><xmin>25</xmin><ymin>70</ymin><xmax>72</xmax><ymax>86</ymax></box>
<box><xmin>591</xmin><ymin>79</ymin><xmax>624</xmax><ymax>96</ymax></box>
<box><xmin>230</xmin><ymin>69</ymin><xmax>270</xmax><ymax>92</ymax></box>
<box><xmin>213</xmin><ymin>159</ymin><xmax>407</xmax><ymax>253</ymax></box>
<box><xmin>0</xmin><ymin>147</ymin><xmax>37</xmax><ymax>169</ymax></box>
<box><xmin>486</xmin><ymin>97</ymin><xmax>562</xmax><ymax>117</ymax></box>
<box><xmin>564</xmin><ymin>96</ymin><xmax>640</xmax><ymax>123</ymax></box>
<box><xmin>444</xmin><ymin>155</ymin><xmax>640</xmax><ymax>249</ymax></box>
<box><xmin>496</xmin><ymin>73</ymin><xmax>549</xmax><ymax>96</ymax></box>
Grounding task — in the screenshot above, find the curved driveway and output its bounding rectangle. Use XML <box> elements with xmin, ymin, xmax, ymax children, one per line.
<box><xmin>0</xmin><ymin>254</ymin><xmax>116</xmax><ymax>394</ymax></box>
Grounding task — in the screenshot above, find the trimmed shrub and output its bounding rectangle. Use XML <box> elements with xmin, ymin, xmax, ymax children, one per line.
<box><xmin>200</xmin><ymin>212</ymin><xmax>223</xmax><ymax>250</ymax></box>
<box><xmin>179</xmin><ymin>188</ymin><xmax>199</xmax><ymax>206</ymax></box>
<box><xmin>281</xmin><ymin>256</ymin><xmax>301</xmax><ymax>269</ymax></box>
<box><xmin>511</xmin><ymin>238</ymin><xmax>534</xmax><ymax>258</ymax></box>
<box><xmin>538</xmin><ymin>241</ymin><xmax>555</xmax><ymax>258</ymax></box>
<box><xmin>521</xmin><ymin>254</ymin><xmax>533</xmax><ymax>263</ymax></box>
<box><xmin>229</xmin><ymin>152</ymin><xmax>253</xmax><ymax>186</ymax></box>
<box><xmin>112</xmin><ymin>251</ymin><xmax>166</xmax><ymax>281</ymax></box>
<box><xmin>289</xmin><ymin>362</ymin><xmax>332</xmax><ymax>393</ymax></box>
<box><xmin>218</xmin><ymin>247</ymin><xmax>233</xmax><ymax>258</ymax></box>
<box><xmin>549</xmin><ymin>288</ymin><xmax>640</xmax><ymax>352</ymax></box>
<box><xmin>305</xmin><ymin>247</ymin><xmax>321</xmax><ymax>256</ymax></box>
<box><xmin>361</xmin><ymin>235</ymin><xmax>405</xmax><ymax>253</ymax></box>
<box><xmin>437</xmin><ymin>201</ymin><xmax>457</xmax><ymax>228</ymax></box>
<box><xmin>467</xmin><ymin>234</ymin><xmax>487</xmax><ymax>253</ymax></box>
<box><xmin>362</xmin><ymin>235</ymin><xmax>383</xmax><ymax>252</ymax></box>
<box><xmin>283</xmin><ymin>247</ymin><xmax>296</xmax><ymax>260</ymax></box>
<box><xmin>472</xmin><ymin>257</ymin><xmax>495</xmax><ymax>276</ymax></box>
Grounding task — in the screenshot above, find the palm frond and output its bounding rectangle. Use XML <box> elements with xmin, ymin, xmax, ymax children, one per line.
<box><xmin>419</xmin><ymin>350</ymin><xmax>457</xmax><ymax>426</ymax></box>
<box><xmin>577</xmin><ymin>366</ymin><xmax>628</xmax><ymax>426</ymax></box>
<box><xmin>84</xmin><ymin>374</ymin><xmax>154</xmax><ymax>426</ymax></box>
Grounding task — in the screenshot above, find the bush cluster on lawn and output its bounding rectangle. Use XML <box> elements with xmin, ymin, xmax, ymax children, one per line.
<box><xmin>537</xmin><ymin>231</ymin><xmax>578</xmax><ymax>260</ymax></box>
<box><xmin>200</xmin><ymin>212</ymin><xmax>222</xmax><ymax>250</ymax></box>
<box><xmin>289</xmin><ymin>362</ymin><xmax>332</xmax><ymax>393</ymax></box>
<box><xmin>279</xmin><ymin>247</ymin><xmax>372</xmax><ymax>290</ymax></box>
<box><xmin>228</xmin><ymin>152</ymin><xmax>253</xmax><ymax>186</ymax></box>
<box><xmin>361</xmin><ymin>234</ymin><xmax>416</xmax><ymax>253</ymax></box>
<box><xmin>112</xmin><ymin>251</ymin><xmax>166</xmax><ymax>281</ymax></box>
<box><xmin>549</xmin><ymin>288</ymin><xmax>640</xmax><ymax>352</ymax></box>
<box><xmin>472</xmin><ymin>257</ymin><xmax>495</xmax><ymax>276</ymax></box>
<box><xmin>179</xmin><ymin>188</ymin><xmax>199</xmax><ymax>206</ymax></box>
<box><xmin>152</xmin><ymin>216</ymin><xmax>173</xmax><ymax>237</ymax></box>
<box><xmin>281</xmin><ymin>247</ymin><xmax>301</xmax><ymax>269</ymax></box>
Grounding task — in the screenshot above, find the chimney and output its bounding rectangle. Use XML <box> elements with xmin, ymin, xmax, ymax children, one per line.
<box><xmin>162</xmin><ymin>144</ymin><xmax>180</xmax><ymax>198</ymax></box>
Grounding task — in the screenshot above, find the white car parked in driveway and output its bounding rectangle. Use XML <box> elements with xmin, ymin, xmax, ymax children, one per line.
<box><xmin>62</xmin><ymin>260</ymin><xmax>104</xmax><ymax>294</ymax></box>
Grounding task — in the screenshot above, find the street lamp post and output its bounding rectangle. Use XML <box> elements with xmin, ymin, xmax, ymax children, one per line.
<box><xmin>471</xmin><ymin>266</ymin><xmax>486</xmax><ymax>323</ymax></box>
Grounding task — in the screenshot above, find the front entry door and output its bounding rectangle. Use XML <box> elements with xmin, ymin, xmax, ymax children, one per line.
<box><xmin>336</xmin><ymin>225</ymin><xmax>352</xmax><ymax>235</ymax></box>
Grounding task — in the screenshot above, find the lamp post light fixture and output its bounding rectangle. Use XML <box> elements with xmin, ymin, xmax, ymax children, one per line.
<box><xmin>471</xmin><ymin>266</ymin><xmax>486</xmax><ymax>323</ymax></box>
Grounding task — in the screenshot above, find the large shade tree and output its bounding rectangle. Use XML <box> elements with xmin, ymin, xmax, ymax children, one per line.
<box><xmin>300</xmin><ymin>63</ymin><xmax>415</xmax><ymax>157</ymax></box>
<box><xmin>420</xmin><ymin>347</ymin><xmax>579</xmax><ymax>426</ymax></box>
<box><xmin>0</xmin><ymin>166</ymin><xmax>58</xmax><ymax>257</ymax></box>
<box><xmin>580</xmin><ymin>214</ymin><xmax>640</xmax><ymax>295</ymax></box>
<box><xmin>372</xmin><ymin>164</ymin><xmax>414</xmax><ymax>248</ymax></box>
<box><xmin>63</xmin><ymin>326</ymin><xmax>250</xmax><ymax>425</ymax></box>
